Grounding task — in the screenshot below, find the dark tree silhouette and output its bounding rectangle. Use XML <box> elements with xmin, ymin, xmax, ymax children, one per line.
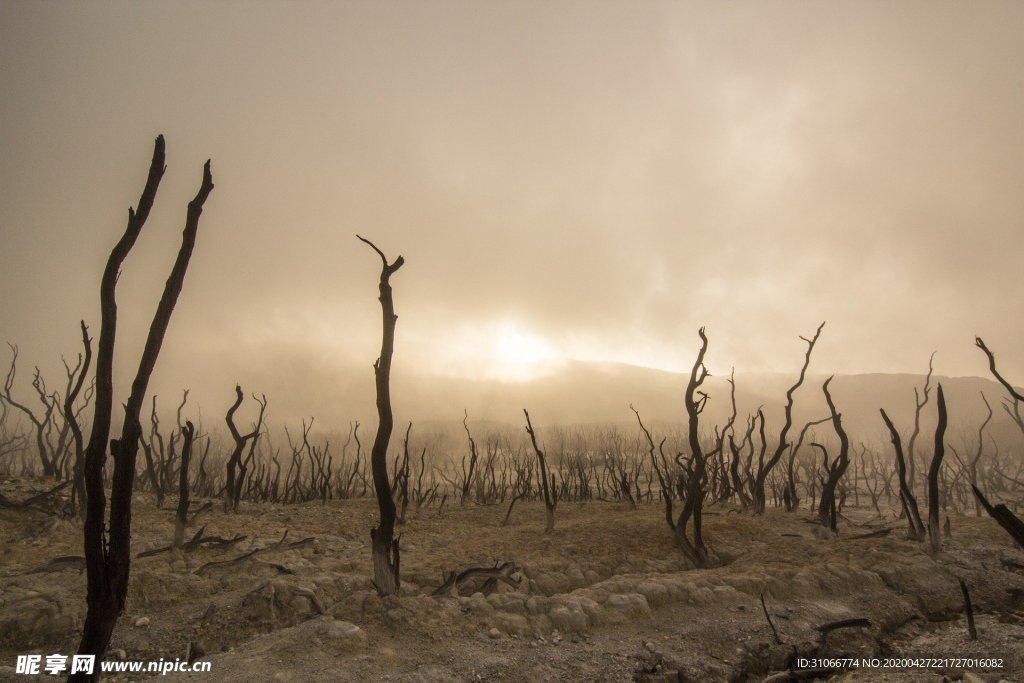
<box><xmin>879</xmin><ymin>408</ymin><xmax>925</xmax><ymax>540</ymax></box>
<box><xmin>460</xmin><ymin>410</ymin><xmax>479</xmax><ymax>506</ymax></box>
<box><xmin>175</xmin><ymin>421</ymin><xmax>196</xmax><ymax>548</ymax></box>
<box><xmin>906</xmin><ymin>353</ymin><xmax>935</xmax><ymax>490</ymax></box>
<box><xmin>524</xmin><ymin>409</ymin><xmax>557</xmax><ymax>533</ymax></box>
<box><xmin>927</xmin><ymin>384</ymin><xmax>948</xmax><ymax>552</ymax></box>
<box><xmin>2</xmin><ymin>345</ymin><xmax>58</xmax><ymax>477</ymax></box>
<box><xmin>223</xmin><ymin>385</ymin><xmax>267</xmax><ymax>511</ymax></box>
<box><xmin>816</xmin><ymin>376</ymin><xmax>850</xmax><ymax>532</ymax></box>
<box><xmin>752</xmin><ymin>322</ymin><xmax>824</xmax><ymax>514</ymax></box>
<box><xmin>676</xmin><ymin>327</ymin><xmax>711</xmax><ymax>566</ymax></box>
<box><xmin>358</xmin><ymin>235</ymin><xmax>404</xmax><ymax>596</ymax></box>
<box><xmin>73</xmin><ymin>136</ymin><xmax>213</xmax><ymax>680</ymax></box>
<box><xmin>975</xmin><ymin>337</ymin><xmax>1024</xmax><ymax>440</ymax></box>
<box><xmin>64</xmin><ymin>322</ymin><xmax>93</xmax><ymax>517</ymax></box>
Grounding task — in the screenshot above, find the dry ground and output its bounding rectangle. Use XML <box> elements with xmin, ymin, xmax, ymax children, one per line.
<box><xmin>2</xmin><ymin>475</ymin><xmax>1023</xmax><ymax>682</ymax></box>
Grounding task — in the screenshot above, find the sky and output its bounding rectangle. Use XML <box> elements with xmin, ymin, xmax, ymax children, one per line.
<box><xmin>2</xmin><ymin>1</ymin><xmax>1023</xmax><ymax>425</ymax></box>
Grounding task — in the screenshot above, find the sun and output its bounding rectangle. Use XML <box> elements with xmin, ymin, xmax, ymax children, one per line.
<box><xmin>486</xmin><ymin>320</ymin><xmax>561</xmax><ymax>381</ymax></box>
<box><xmin>415</xmin><ymin>318</ymin><xmax>564</xmax><ymax>382</ymax></box>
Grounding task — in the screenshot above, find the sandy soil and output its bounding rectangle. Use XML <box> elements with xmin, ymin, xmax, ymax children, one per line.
<box><xmin>2</xmin><ymin>475</ymin><xmax>1023</xmax><ymax>682</ymax></box>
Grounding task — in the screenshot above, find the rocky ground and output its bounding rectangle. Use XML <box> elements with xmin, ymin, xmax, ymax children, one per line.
<box><xmin>2</xmin><ymin>475</ymin><xmax>1023</xmax><ymax>682</ymax></box>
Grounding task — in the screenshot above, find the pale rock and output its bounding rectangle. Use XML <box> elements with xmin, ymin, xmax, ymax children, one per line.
<box><xmin>319</xmin><ymin>618</ymin><xmax>368</xmax><ymax>653</ymax></box>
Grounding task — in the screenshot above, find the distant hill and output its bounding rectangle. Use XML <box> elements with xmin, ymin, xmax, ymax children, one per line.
<box><xmin>386</xmin><ymin>360</ymin><xmax>1023</xmax><ymax>448</ymax></box>
<box><xmin>159</xmin><ymin>347</ymin><xmax>1024</xmax><ymax>450</ymax></box>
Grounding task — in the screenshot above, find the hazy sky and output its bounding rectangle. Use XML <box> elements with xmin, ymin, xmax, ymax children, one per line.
<box><xmin>2</xmin><ymin>1</ymin><xmax>1023</xmax><ymax>423</ymax></box>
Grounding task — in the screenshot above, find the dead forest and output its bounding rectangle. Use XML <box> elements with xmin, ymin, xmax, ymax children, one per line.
<box><xmin>2</xmin><ymin>137</ymin><xmax>1024</xmax><ymax>682</ymax></box>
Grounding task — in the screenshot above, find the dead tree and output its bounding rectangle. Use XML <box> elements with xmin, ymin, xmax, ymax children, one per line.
<box><xmin>713</xmin><ymin>370</ymin><xmax>739</xmax><ymax>505</ymax></box>
<box><xmin>223</xmin><ymin>385</ymin><xmax>267</xmax><ymax>511</ymax></box>
<box><xmin>0</xmin><ymin>397</ymin><xmax>29</xmax><ymax>472</ymax></box>
<box><xmin>358</xmin><ymin>235</ymin><xmax>404</xmax><ymax>596</ymax></box>
<box><xmin>975</xmin><ymin>337</ymin><xmax>1024</xmax><ymax>441</ymax></box>
<box><xmin>64</xmin><ymin>322</ymin><xmax>93</xmax><ymax>517</ymax></box>
<box><xmin>74</xmin><ymin>135</ymin><xmax>213</xmax><ymax>679</ymax></box>
<box><xmin>2</xmin><ymin>345</ymin><xmax>58</xmax><ymax>477</ymax></box>
<box><xmin>393</xmin><ymin>422</ymin><xmax>412</xmax><ymax>522</ymax></box>
<box><xmin>880</xmin><ymin>408</ymin><xmax>925</xmax><ymax>540</ymax></box>
<box><xmin>817</xmin><ymin>376</ymin><xmax>850</xmax><ymax>533</ymax></box>
<box><xmin>752</xmin><ymin>322</ymin><xmax>824</xmax><ymax>514</ymax></box>
<box><xmin>460</xmin><ymin>410</ymin><xmax>479</xmax><ymax>505</ymax></box>
<box><xmin>951</xmin><ymin>392</ymin><xmax>992</xmax><ymax>516</ymax></box>
<box><xmin>927</xmin><ymin>383</ymin><xmax>948</xmax><ymax>552</ymax></box>
<box><xmin>907</xmin><ymin>353</ymin><xmax>936</xmax><ymax>491</ymax></box>
<box><xmin>140</xmin><ymin>396</ymin><xmax>167</xmax><ymax>508</ymax></box>
<box><xmin>676</xmin><ymin>327</ymin><xmax>711</xmax><ymax>566</ymax></box>
<box><xmin>174</xmin><ymin>421</ymin><xmax>196</xmax><ymax>547</ymax></box>
<box><xmin>730</xmin><ymin>415</ymin><xmax>756</xmax><ymax>510</ymax></box>
<box><xmin>524</xmin><ymin>409</ymin><xmax>557</xmax><ymax>533</ymax></box>
<box><xmin>784</xmin><ymin>415</ymin><xmax>830</xmax><ymax>512</ymax></box>
<box><xmin>52</xmin><ymin>342</ymin><xmax>95</xmax><ymax>484</ymax></box>
<box><xmin>972</xmin><ymin>485</ymin><xmax>1024</xmax><ymax>549</ymax></box>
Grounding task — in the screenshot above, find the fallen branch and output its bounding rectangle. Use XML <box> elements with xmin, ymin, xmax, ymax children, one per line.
<box><xmin>817</xmin><ymin>617</ymin><xmax>872</xmax><ymax>634</ymax></box>
<box><xmin>187</xmin><ymin>501</ymin><xmax>214</xmax><ymax>525</ymax></box>
<box><xmin>847</xmin><ymin>528</ymin><xmax>893</xmax><ymax>540</ymax></box>
<box><xmin>959</xmin><ymin>578</ymin><xmax>977</xmax><ymax>641</ymax></box>
<box><xmin>193</xmin><ymin>531</ymin><xmax>313</xmax><ymax>575</ymax></box>
<box><xmin>760</xmin><ymin>593</ymin><xmax>782</xmax><ymax>645</ymax></box>
<box><xmin>12</xmin><ymin>555</ymin><xmax>86</xmax><ymax>576</ymax></box>
<box><xmin>136</xmin><ymin>526</ymin><xmax>247</xmax><ymax>559</ymax></box>
<box><xmin>972</xmin><ymin>485</ymin><xmax>1024</xmax><ymax>550</ymax></box>
<box><xmin>432</xmin><ymin>560</ymin><xmax>521</xmax><ymax>597</ymax></box>
<box><xmin>0</xmin><ymin>481</ymin><xmax>72</xmax><ymax>513</ymax></box>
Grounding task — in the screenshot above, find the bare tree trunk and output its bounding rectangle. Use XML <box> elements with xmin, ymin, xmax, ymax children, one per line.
<box><xmin>975</xmin><ymin>337</ymin><xmax>1024</xmax><ymax>441</ymax></box>
<box><xmin>927</xmin><ymin>384</ymin><xmax>948</xmax><ymax>552</ymax></box>
<box><xmin>2</xmin><ymin>346</ymin><xmax>58</xmax><ymax>477</ymax></box>
<box><xmin>64</xmin><ymin>322</ymin><xmax>92</xmax><ymax>518</ymax></box>
<box><xmin>880</xmin><ymin>408</ymin><xmax>925</xmax><ymax>540</ymax></box>
<box><xmin>524</xmin><ymin>409</ymin><xmax>557</xmax><ymax>533</ymax></box>
<box><xmin>73</xmin><ymin>136</ymin><xmax>213</xmax><ymax>680</ymax></box>
<box><xmin>223</xmin><ymin>386</ymin><xmax>266</xmax><ymax>511</ymax></box>
<box><xmin>676</xmin><ymin>327</ymin><xmax>710</xmax><ymax>566</ymax></box>
<box><xmin>752</xmin><ymin>322</ymin><xmax>824</xmax><ymax>514</ymax></box>
<box><xmin>174</xmin><ymin>421</ymin><xmax>195</xmax><ymax>548</ymax></box>
<box><xmin>972</xmin><ymin>485</ymin><xmax>1024</xmax><ymax>550</ymax></box>
<box><xmin>460</xmin><ymin>410</ymin><xmax>478</xmax><ymax>506</ymax></box>
<box><xmin>817</xmin><ymin>377</ymin><xmax>850</xmax><ymax>533</ymax></box>
<box><xmin>907</xmin><ymin>354</ymin><xmax>935</xmax><ymax>494</ymax></box>
<box><xmin>359</xmin><ymin>235</ymin><xmax>404</xmax><ymax>596</ymax></box>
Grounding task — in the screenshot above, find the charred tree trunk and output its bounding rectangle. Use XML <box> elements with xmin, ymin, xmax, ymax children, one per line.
<box><xmin>972</xmin><ymin>485</ymin><xmax>1024</xmax><ymax>550</ymax></box>
<box><xmin>975</xmin><ymin>337</ymin><xmax>1024</xmax><ymax>442</ymax></box>
<box><xmin>907</xmin><ymin>354</ymin><xmax>935</xmax><ymax>495</ymax></box>
<box><xmin>784</xmin><ymin>416</ymin><xmax>829</xmax><ymax>512</ymax></box>
<box><xmin>927</xmin><ymin>384</ymin><xmax>948</xmax><ymax>552</ymax></box>
<box><xmin>631</xmin><ymin>405</ymin><xmax>674</xmax><ymax>530</ymax></box>
<box><xmin>676</xmin><ymin>327</ymin><xmax>710</xmax><ymax>566</ymax></box>
<box><xmin>74</xmin><ymin>136</ymin><xmax>213</xmax><ymax>680</ymax></box>
<box><xmin>524</xmin><ymin>409</ymin><xmax>557</xmax><ymax>533</ymax></box>
<box><xmin>359</xmin><ymin>235</ymin><xmax>404</xmax><ymax>597</ymax></box>
<box><xmin>2</xmin><ymin>346</ymin><xmax>58</xmax><ymax>477</ymax></box>
<box><xmin>460</xmin><ymin>410</ymin><xmax>478</xmax><ymax>506</ymax></box>
<box><xmin>752</xmin><ymin>322</ymin><xmax>824</xmax><ymax>514</ymax></box>
<box><xmin>64</xmin><ymin>322</ymin><xmax>93</xmax><ymax>518</ymax></box>
<box><xmin>817</xmin><ymin>377</ymin><xmax>850</xmax><ymax>533</ymax></box>
<box><xmin>880</xmin><ymin>409</ymin><xmax>925</xmax><ymax>541</ymax></box>
<box><xmin>223</xmin><ymin>386</ymin><xmax>266</xmax><ymax>512</ymax></box>
<box><xmin>174</xmin><ymin>421</ymin><xmax>195</xmax><ymax>547</ymax></box>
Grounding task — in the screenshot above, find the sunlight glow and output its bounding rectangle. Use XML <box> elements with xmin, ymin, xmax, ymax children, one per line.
<box><xmin>485</xmin><ymin>321</ymin><xmax>561</xmax><ymax>381</ymax></box>
<box><xmin>418</xmin><ymin>319</ymin><xmax>565</xmax><ymax>382</ymax></box>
